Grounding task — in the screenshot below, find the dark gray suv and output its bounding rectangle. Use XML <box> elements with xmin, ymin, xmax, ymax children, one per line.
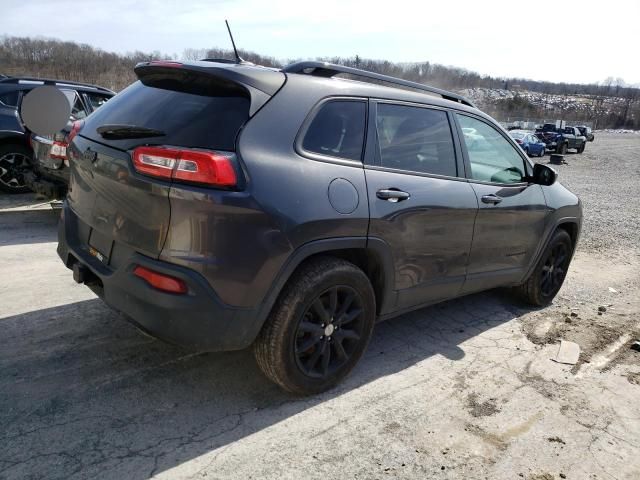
<box><xmin>57</xmin><ymin>60</ymin><xmax>582</xmax><ymax>394</ymax></box>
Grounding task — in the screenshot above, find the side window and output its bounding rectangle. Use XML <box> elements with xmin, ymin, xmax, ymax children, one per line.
<box><xmin>457</xmin><ymin>114</ymin><xmax>527</xmax><ymax>184</ymax></box>
<box><xmin>0</xmin><ymin>91</ymin><xmax>19</xmax><ymax>107</ymax></box>
<box><xmin>62</xmin><ymin>90</ymin><xmax>89</xmax><ymax>121</ymax></box>
<box><xmin>84</xmin><ymin>93</ymin><xmax>111</xmax><ymax>111</ymax></box>
<box><xmin>301</xmin><ymin>100</ymin><xmax>366</xmax><ymax>161</ymax></box>
<box><xmin>375</xmin><ymin>103</ymin><xmax>457</xmax><ymax>177</ymax></box>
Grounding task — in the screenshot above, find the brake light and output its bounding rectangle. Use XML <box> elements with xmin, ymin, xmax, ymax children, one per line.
<box><xmin>132</xmin><ymin>146</ymin><xmax>237</xmax><ymax>187</ymax></box>
<box><xmin>67</xmin><ymin>120</ymin><xmax>83</xmax><ymax>144</ymax></box>
<box><xmin>133</xmin><ymin>265</ymin><xmax>187</xmax><ymax>294</ymax></box>
<box><xmin>515</xmin><ymin>139</ymin><xmax>523</xmax><ymax>144</ymax></box>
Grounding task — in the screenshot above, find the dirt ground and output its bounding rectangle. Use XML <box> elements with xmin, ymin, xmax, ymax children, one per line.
<box><xmin>1</xmin><ymin>132</ymin><xmax>638</xmax><ymax>480</ymax></box>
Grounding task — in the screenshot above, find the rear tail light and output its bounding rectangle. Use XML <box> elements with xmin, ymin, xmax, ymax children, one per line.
<box><xmin>133</xmin><ymin>265</ymin><xmax>187</xmax><ymax>294</ymax></box>
<box><xmin>515</xmin><ymin>139</ymin><xmax>522</xmax><ymax>144</ymax></box>
<box><xmin>132</xmin><ymin>146</ymin><xmax>237</xmax><ymax>187</ymax></box>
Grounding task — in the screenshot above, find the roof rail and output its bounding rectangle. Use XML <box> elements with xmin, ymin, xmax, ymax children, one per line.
<box><xmin>282</xmin><ymin>61</ymin><xmax>476</xmax><ymax>108</ymax></box>
<box><xmin>0</xmin><ymin>76</ymin><xmax>114</xmax><ymax>94</ymax></box>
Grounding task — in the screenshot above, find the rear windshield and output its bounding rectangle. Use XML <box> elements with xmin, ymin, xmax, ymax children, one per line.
<box><xmin>81</xmin><ymin>81</ymin><xmax>250</xmax><ymax>151</ymax></box>
<box><xmin>509</xmin><ymin>132</ymin><xmax>525</xmax><ymax>139</ymax></box>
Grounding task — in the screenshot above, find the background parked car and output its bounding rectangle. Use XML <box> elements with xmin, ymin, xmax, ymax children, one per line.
<box><xmin>28</xmin><ymin>88</ymin><xmax>114</xmax><ymax>199</ymax></box>
<box><xmin>0</xmin><ymin>76</ymin><xmax>113</xmax><ymax>194</ymax></box>
<box><xmin>576</xmin><ymin>125</ymin><xmax>595</xmax><ymax>142</ymax></box>
<box><xmin>509</xmin><ymin>130</ymin><xmax>545</xmax><ymax>157</ymax></box>
<box><xmin>535</xmin><ymin>124</ymin><xmax>586</xmax><ymax>154</ymax></box>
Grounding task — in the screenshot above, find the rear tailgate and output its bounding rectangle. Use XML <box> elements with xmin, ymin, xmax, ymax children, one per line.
<box><xmin>65</xmin><ymin>61</ymin><xmax>284</xmax><ymax>260</ymax></box>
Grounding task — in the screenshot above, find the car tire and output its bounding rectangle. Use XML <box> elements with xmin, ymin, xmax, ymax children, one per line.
<box><xmin>0</xmin><ymin>144</ymin><xmax>33</xmax><ymax>194</ymax></box>
<box><xmin>558</xmin><ymin>143</ymin><xmax>568</xmax><ymax>155</ymax></box>
<box><xmin>577</xmin><ymin>143</ymin><xmax>585</xmax><ymax>154</ymax></box>
<box><xmin>253</xmin><ymin>256</ymin><xmax>376</xmax><ymax>395</ymax></box>
<box><xmin>515</xmin><ymin>229</ymin><xmax>573</xmax><ymax>307</ymax></box>
<box><xmin>539</xmin><ymin>147</ymin><xmax>545</xmax><ymax>157</ymax></box>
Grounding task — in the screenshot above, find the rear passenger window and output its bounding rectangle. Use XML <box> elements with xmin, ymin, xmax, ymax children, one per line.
<box><xmin>302</xmin><ymin>100</ymin><xmax>366</xmax><ymax>161</ymax></box>
<box><xmin>376</xmin><ymin>104</ymin><xmax>457</xmax><ymax>177</ymax></box>
<box><xmin>0</xmin><ymin>91</ymin><xmax>19</xmax><ymax>107</ymax></box>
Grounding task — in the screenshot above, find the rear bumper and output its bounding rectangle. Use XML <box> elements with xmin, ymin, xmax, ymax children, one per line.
<box><xmin>57</xmin><ymin>204</ymin><xmax>259</xmax><ymax>351</ymax></box>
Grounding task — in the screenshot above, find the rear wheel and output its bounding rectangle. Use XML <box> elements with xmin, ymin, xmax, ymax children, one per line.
<box><xmin>0</xmin><ymin>144</ymin><xmax>32</xmax><ymax>193</ymax></box>
<box><xmin>254</xmin><ymin>257</ymin><xmax>376</xmax><ymax>395</ymax></box>
<box><xmin>539</xmin><ymin>147</ymin><xmax>545</xmax><ymax>157</ymax></box>
<box><xmin>515</xmin><ymin>229</ymin><xmax>573</xmax><ymax>306</ymax></box>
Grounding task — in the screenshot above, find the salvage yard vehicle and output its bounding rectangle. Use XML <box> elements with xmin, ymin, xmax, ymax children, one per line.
<box><xmin>509</xmin><ymin>130</ymin><xmax>546</xmax><ymax>157</ymax></box>
<box><xmin>576</xmin><ymin>125</ymin><xmax>594</xmax><ymax>142</ymax></box>
<box><xmin>50</xmin><ymin>60</ymin><xmax>582</xmax><ymax>394</ymax></box>
<box><xmin>0</xmin><ymin>76</ymin><xmax>113</xmax><ymax>193</ymax></box>
<box><xmin>535</xmin><ymin>123</ymin><xmax>587</xmax><ymax>154</ymax></box>
<box><xmin>28</xmin><ymin>87</ymin><xmax>114</xmax><ymax>199</ymax></box>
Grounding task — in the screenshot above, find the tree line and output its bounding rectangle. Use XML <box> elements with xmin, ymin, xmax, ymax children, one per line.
<box><xmin>1</xmin><ymin>36</ymin><xmax>638</xmax><ymax>129</ymax></box>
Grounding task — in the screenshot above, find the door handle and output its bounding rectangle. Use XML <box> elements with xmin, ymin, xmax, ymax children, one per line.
<box><xmin>481</xmin><ymin>194</ymin><xmax>503</xmax><ymax>205</ymax></box>
<box><xmin>376</xmin><ymin>189</ymin><xmax>410</xmax><ymax>202</ymax></box>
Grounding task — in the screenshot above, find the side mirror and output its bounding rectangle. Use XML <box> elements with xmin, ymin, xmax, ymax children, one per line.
<box><xmin>532</xmin><ymin>163</ymin><xmax>557</xmax><ymax>186</ymax></box>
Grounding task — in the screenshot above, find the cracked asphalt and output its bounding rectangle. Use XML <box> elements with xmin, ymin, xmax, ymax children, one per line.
<box><xmin>1</xmin><ymin>132</ymin><xmax>639</xmax><ymax>480</ymax></box>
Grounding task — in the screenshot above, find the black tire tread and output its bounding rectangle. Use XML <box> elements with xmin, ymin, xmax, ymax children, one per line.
<box><xmin>253</xmin><ymin>256</ymin><xmax>375</xmax><ymax>395</ymax></box>
<box><xmin>515</xmin><ymin>229</ymin><xmax>573</xmax><ymax>306</ymax></box>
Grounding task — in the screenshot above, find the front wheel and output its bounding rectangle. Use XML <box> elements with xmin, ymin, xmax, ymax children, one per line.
<box><xmin>538</xmin><ymin>147</ymin><xmax>545</xmax><ymax>157</ymax></box>
<box><xmin>254</xmin><ymin>257</ymin><xmax>376</xmax><ymax>395</ymax></box>
<box><xmin>515</xmin><ymin>229</ymin><xmax>573</xmax><ymax>306</ymax></box>
<box><xmin>557</xmin><ymin>143</ymin><xmax>568</xmax><ymax>154</ymax></box>
<box><xmin>577</xmin><ymin>143</ymin><xmax>585</xmax><ymax>154</ymax></box>
<box><xmin>0</xmin><ymin>144</ymin><xmax>33</xmax><ymax>193</ymax></box>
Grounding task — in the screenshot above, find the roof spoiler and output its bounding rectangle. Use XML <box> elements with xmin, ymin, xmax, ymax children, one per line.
<box><xmin>282</xmin><ymin>61</ymin><xmax>476</xmax><ymax>108</ymax></box>
<box><xmin>134</xmin><ymin>61</ymin><xmax>285</xmax><ymax>116</ymax></box>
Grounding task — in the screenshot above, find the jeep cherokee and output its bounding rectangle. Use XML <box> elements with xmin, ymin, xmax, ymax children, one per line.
<box><xmin>56</xmin><ymin>60</ymin><xmax>582</xmax><ymax>394</ymax></box>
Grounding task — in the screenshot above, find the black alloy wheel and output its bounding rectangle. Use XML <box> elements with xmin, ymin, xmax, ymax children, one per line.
<box><xmin>254</xmin><ymin>257</ymin><xmax>376</xmax><ymax>395</ymax></box>
<box><xmin>540</xmin><ymin>242</ymin><xmax>569</xmax><ymax>297</ymax></box>
<box><xmin>294</xmin><ymin>285</ymin><xmax>365</xmax><ymax>379</ymax></box>
<box><xmin>0</xmin><ymin>145</ymin><xmax>32</xmax><ymax>193</ymax></box>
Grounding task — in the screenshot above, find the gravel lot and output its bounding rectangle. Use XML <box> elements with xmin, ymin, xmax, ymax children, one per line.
<box><xmin>1</xmin><ymin>132</ymin><xmax>638</xmax><ymax>480</ymax></box>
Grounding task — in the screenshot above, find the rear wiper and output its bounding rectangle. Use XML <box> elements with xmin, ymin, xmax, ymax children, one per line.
<box><xmin>96</xmin><ymin>124</ymin><xmax>166</xmax><ymax>140</ymax></box>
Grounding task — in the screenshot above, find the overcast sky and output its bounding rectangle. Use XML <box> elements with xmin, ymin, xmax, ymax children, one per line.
<box><xmin>3</xmin><ymin>0</ymin><xmax>639</xmax><ymax>85</ymax></box>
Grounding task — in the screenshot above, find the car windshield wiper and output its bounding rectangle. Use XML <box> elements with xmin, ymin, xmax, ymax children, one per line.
<box><xmin>96</xmin><ymin>124</ymin><xmax>166</xmax><ymax>140</ymax></box>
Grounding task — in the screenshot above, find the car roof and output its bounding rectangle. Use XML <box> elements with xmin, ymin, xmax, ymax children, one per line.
<box><xmin>0</xmin><ymin>76</ymin><xmax>115</xmax><ymax>95</ymax></box>
<box><xmin>149</xmin><ymin>59</ymin><xmax>487</xmax><ymax>119</ymax></box>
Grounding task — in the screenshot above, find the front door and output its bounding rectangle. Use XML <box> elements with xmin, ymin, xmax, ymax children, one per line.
<box><xmin>455</xmin><ymin>113</ymin><xmax>548</xmax><ymax>293</ymax></box>
<box><xmin>365</xmin><ymin>101</ymin><xmax>478</xmax><ymax>312</ymax></box>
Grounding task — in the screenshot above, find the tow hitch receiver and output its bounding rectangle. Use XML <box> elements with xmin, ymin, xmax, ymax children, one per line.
<box><xmin>72</xmin><ymin>263</ymin><xmax>98</xmax><ymax>285</ymax></box>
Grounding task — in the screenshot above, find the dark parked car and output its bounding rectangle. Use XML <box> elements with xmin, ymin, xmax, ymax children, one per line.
<box><xmin>575</xmin><ymin>125</ymin><xmax>594</xmax><ymax>142</ymax></box>
<box><xmin>0</xmin><ymin>76</ymin><xmax>113</xmax><ymax>193</ymax></box>
<box><xmin>56</xmin><ymin>60</ymin><xmax>582</xmax><ymax>394</ymax></box>
<box><xmin>535</xmin><ymin>124</ymin><xmax>586</xmax><ymax>154</ymax></box>
<box><xmin>28</xmin><ymin>88</ymin><xmax>114</xmax><ymax>198</ymax></box>
<box><xmin>509</xmin><ymin>130</ymin><xmax>546</xmax><ymax>157</ymax></box>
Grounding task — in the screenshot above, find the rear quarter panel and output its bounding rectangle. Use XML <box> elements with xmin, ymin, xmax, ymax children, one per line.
<box><xmin>161</xmin><ymin>76</ymin><xmax>370</xmax><ymax>308</ymax></box>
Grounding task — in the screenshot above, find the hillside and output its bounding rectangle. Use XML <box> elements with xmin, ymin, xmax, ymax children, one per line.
<box><xmin>1</xmin><ymin>35</ymin><xmax>638</xmax><ymax>129</ymax></box>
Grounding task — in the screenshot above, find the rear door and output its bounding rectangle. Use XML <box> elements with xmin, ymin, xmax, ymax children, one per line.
<box><xmin>364</xmin><ymin>101</ymin><xmax>478</xmax><ymax>312</ymax></box>
<box><xmin>454</xmin><ymin>113</ymin><xmax>547</xmax><ymax>293</ymax></box>
<box><xmin>66</xmin><ymin>70</ymin><xmax>254</xmax><ymax>260</ymax></box>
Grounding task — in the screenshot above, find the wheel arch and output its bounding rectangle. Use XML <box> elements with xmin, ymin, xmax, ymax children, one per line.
<box><xmin>254</xmin><ymin>237</ymin><xmax>395</xmax><ymax>330</ymax></box>
<box><xmin>521</xmin><ymin>217</ymin><xmax>580</xmax><ymax>284</ymax></box>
